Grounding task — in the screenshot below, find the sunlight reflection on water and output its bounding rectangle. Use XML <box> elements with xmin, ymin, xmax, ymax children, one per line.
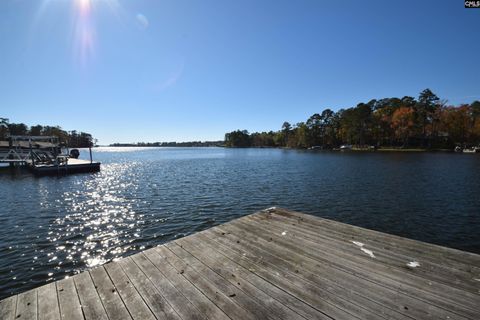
<box><xmin>0</xmin><ymin>147</ymin><xmax>479</xmax><ymax>299</ymax></box>
<box><xmin>42</xmin><ymin>162</ymin><xmax>148</xmax><ymax>272</ymax></box>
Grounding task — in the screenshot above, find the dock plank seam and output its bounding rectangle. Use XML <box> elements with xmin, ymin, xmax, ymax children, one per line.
<box><xmin>167</xmin><ymin>241</ymin><xmax>287</xmax><ymax>320</ymax></box>
<box><xmin>129</xmin><ymin>253</ymin><xmax>203</xmax><ymax>320</ymax></box>
<box><xmin>271</xmin><ymin>209</ymin><xmax>480</xmax><ymax>266</ymax></box>
<box><xmin>157</xmin><ymin>245</ymin><xmax>258</xmax><ymax>320</ymax></box>
<box><xmin>152</xmin><ymin>246</ymin><xmax>237</xmax><ymax>320</ymax></box>
<box><xmin>175</xmin><ymin>235</ymin><xmax>316</xmax><ymax>320</ymax></box>
<box><xmin>93</xmin><ymin>266</ymin><xmax>133</xmax><ymax>320</ymax></box>
<box><xmin>103</xmin><ymin>262</ymin><xmax>156</xmax><ymax>320</ymax></box>
<box><xmin>115</xmin><ymin>260</ymin><xmax>158</xmax><ymax>320</ymax></box>
<box><xmin>158</xmin><ymin>242</ymin><xmax>332</xmax><ymax>319</ymax></box>
<box><xmin>200</xmin><ymin>227</ymin><xmax>386</xmax><ymax>320</ymax></box>
<box><xmin>256</xmin><ymin>211</ymin><xmax>480</xmax><ymax>285</ymax></box>
<box><xmin>247</xmin><ymin>213</ymin><xmax>480</xmax><ymax>296</ymax></box>
<box><xmin>142</xmin><ymin>248</ymin><xmax>231</xmax><ymax>320</ymax></box>
<box><xmin>2</xmin><ymin>208</ymin><xmax>480</xmax><ymax>320</ymax></box>
<box><xmin>87</xmin><ymin>270</ymin><xmax>112</xmax><ymax>320</ymax></box>
<box><xmin>162</xmin><ymin>244</ymin><xmax>261</xmax><ymax>320</ymax></box>
<box><xmin>135</xmin><ymin>252</ymin><xmax>207</xmax><ymax>319</ymax></box>
<box><xmin>192</xmin><ymin>230</ymin><xmax>339</xmax><ymax>320</ymax></box>
<box><xmin>138</xmin><ymin>251</ymin><xmax>209</xmax><ymax>320</ymax></box>
<box><xmin>54</xmin><ymin>282</ymin><xmax>62</xmax><ymax>320</ymax></box>
<box><xmin>72</xmin><ymin>276</ymin><xmax>87</xmax><ymax>320</ymax></box>
<box><xmin>197</xmin><ymin>229</ymin><xmax>410</xmax><ymax>320</ymax></box>
<box><xmin>170</xmin><ymin>241</ymin><xmax>298</xmax><ymax>320</ymax></box>
<box><xmin>204</xmin><ymin>226</ymin><xmax>432</xmax><ymax>317</ymax></box>
<box><xmin>0</xmin><ymin>294</ymin><xmax>18</xmax><ymax>320</ymax></box>
<box><xmin>226</xmin><ymin>218</ymin><xmax>479</xmax><ymax>319</ymax></box>
<box><xmin>119</xmin><ymin>257</ymin><xmax>182</xmax><ymax>319</ymax></box>
<box><xmin>239</xmin><ymin>215</ymin><xmax>480</xmax><ymax>309</ymax></box>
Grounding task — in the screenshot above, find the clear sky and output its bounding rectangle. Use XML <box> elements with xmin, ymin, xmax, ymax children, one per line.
<box><xmin>1</xmin><ymin>0</ymin><xmax>479</xmax><ymax>144</ymax></box>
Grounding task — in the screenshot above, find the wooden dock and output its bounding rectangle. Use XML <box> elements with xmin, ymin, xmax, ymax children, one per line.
<box><xmin>29</xmin><ymin>158</ymin><xmax>101</xmax><ymax>175</ymax></box>
<box><xmin>1</xmin><ymin>208</ymin><xmax>479</xmax><ymax>319</ymax></box>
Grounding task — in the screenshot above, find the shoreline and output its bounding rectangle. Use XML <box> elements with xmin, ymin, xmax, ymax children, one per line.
<box><xmin>104</xmin><ymin>145</ymin><xmax>461</xmax><ymax>153</ymax></box>
<box><xmin>224</xmin><ymin>146</ymin><xmax>458</xmax><ymax>153</ymax></box>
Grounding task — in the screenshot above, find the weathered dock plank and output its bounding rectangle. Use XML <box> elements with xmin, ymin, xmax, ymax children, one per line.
<box><xmin>1</xmin><ymin>207</ymin><xmax>479</xmax><ymax>320</ymax></box>
<box><xmin>38</xmin><ymin>282</ymin><xmax>60</xmax><ymax>320</ymax></box>
<box><xmin>118</xmin><ymin>256</ymin><xmax>181</xmax><ymax>320</ymax></box>
<box><xmin>178</xmin><ymin>235</ymin><xmax>328</xmax><ymax>319</ymax></box>
<box><xmin>89</xmin><ymin>266</ymin><xmax>132</xmax><ymax>320</ymax></box>
<box><xmin>273</xmin><ymin>209</ymin><xmax>480</xmax><ymax>272</ymax></box>
<box><xmin>228</xmin><ymin>217</ymin><xmax>479</xmax><ymax>319</ymax></box>
<box><xmin>175</xmin><ymin>236</ymin><xmax>308</xmax><ymax>320</ymax></box>
<box><xmin>208</xmin><ymin>221</ymin><xmax>463</xmax><ymax>319</ymax></box>
<box><xmin>103</xmin><ymin>262</ymin><xmax>155</xmax><ymax>320</ymax></box>
<box><xmin>73</xmin><ymin>272</ymin><xmax>108</xmax><ymax>320</ymax></box>
<box><xmin>15</xmin><ymin>289</ymin><xmax>37</xmax><ymax>320</ymax></box>
<box><xmin>130</xmin><ymin>252</ymin><xmax>203</xmax><ymax>320</ymax></box>
<box><xmin>198</xmin><ymin>228</ymin><xmax>409</xmax><ymax>320</ymax></box>
<box><xmin>165</xmin><ymin>242</ymin><xmax>275</xmax><ymax>319</ymax></box>
<box><xmin>157</xmin><ymin>245</ymin><xmax>259</xmax><ymax>320</ymax></box>
<box><xmin>0</xmin><ymin>295</ymin><xmax>17</xmax><ymax>320</ymax></box>
<box><xmin>143</xmin><ymin>248</ymin><xmax>230</xmax><ymax>320</ymax></box>
<box><xmin>249</xmin><ymin>212</ymin><xmax>480</xmax><ymax>293</ymax></box>
<box><xmin>57</xmin><ymin>278</ymin><xmax>83</xmax><ymax>320</ymax></box>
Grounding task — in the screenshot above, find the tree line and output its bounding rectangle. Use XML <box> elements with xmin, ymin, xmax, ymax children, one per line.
<box><xmin>225</xmin><ymin>89</ymin><xmax>480</xmax><ymax>149</ymax></box>
<box><xmin>0</xmin><ymin>118</ymin><xmax>95</xmax><ymax>148</ymax></box>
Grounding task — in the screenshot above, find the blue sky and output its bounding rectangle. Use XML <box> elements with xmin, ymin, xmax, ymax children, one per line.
<box><xmin>1</xmin><ymin>0</ymin><xmax>479</xmax><ymax>144</ymax></box>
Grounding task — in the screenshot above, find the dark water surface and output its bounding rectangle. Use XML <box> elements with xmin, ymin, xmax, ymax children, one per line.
<box><xmin>1</xmin><ymin>147</ymin><xmax>479</xmax><ymax>298</ymax></box>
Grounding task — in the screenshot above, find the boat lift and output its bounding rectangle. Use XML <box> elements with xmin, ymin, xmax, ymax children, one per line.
<box><xmin>0</xmin><ymin>135</ymin><xmax>59</xmax><ymax>165</ymax></box>
<box><xmin>0</xmin><ymin>135</ymin><xmax>100</xmax><ymax>174</ymax></box>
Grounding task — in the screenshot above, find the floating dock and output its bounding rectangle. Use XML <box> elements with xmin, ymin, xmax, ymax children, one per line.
<box><xmin>1</xmin><ymin>208</ymin><xmax>479</xmax><ymax>319</ymax></box>
<box><xmin>29</xmin><ymin>158</ymin><xmax>101</xmax><ymax>175</ymax></box>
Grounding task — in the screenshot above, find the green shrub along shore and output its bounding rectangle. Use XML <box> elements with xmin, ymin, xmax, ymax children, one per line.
<box><xmin>225</xmin><ymin>89</ymin><xmax>480</xmax><ymax>150</ymax></box>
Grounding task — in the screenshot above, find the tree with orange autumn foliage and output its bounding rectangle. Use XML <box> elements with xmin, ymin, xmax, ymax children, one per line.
<box><xmin>391</xmin><ymin>107</ymin><xmax>415</xmax><ymax>146</ymax></box>
<box><xmin>225</xmin><ymin>90</ymin><xmax>480</xmax><ymax>149</ymax></box>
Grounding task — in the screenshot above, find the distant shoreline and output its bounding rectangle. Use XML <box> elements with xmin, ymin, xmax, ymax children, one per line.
<box><xmin>105</xmin><ymin>144</ymin><xmax>461</xmax><ymax>153</ymax></box>
<box><xmin>109</xmin><ymin>141</ymin><xmax>224</xmax><ymax>148</ymax></box>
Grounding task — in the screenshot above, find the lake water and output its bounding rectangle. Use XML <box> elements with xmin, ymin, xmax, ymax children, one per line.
<box><xmin>1</xmin><ymin>147</ymin><xmax>479</xmax><ymax>299</ymax></box>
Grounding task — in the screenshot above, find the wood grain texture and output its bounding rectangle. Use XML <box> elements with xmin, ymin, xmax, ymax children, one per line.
<box><xmin>0</xmin><ymin>295</ymin><xmax>17</xmax><ymax>320</ymax></box>
<box><xmin>104</xmin><ymin>261</ymin><xmax>155</xmax><ymax>320</ymax></box>
<box><xmin>89</xmin><ymin>266</ymin><xmax>132</xmax><ymax>320</ymax></box>
<box><xmin>37</xmin><ymin>282</ymin><xmax>60</xmax><ymax>320</ymax></box>
<box><xmin>1</xmin><ymin>207</ymin><xmax>480</xmax><ymax>320</ymax></box>
<box><xmin>73</xmin><ymin>271</ymin><xmax>108</xmax><ymax>320</ymax></box>
<box><xmin>56</xmin><ymin>278</ymin><xmax>83</xmax><ymax>320</ymax></box>
<box><xmin>15</xmin><ymin>289</ymin><xmax>37</xmax><ymax>320</ymax></box>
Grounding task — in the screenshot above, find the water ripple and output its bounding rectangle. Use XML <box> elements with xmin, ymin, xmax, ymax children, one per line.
<box><xmin>0</xmin><ymin>147</ymin><xmax>479</xmax><ymax>299</ymax></box>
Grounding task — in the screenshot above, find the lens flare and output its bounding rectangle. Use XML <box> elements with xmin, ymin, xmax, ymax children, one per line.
<box><xmin>77</xmin><ymin>0</ymin><xmax>92</xmax><ymax>14</ymax></box>
<box><xmin>34</xmin><ymin>0</ymin><xmax>124</xmax><ymax>68</ymax></box>
<box><xmin>73</xmin><ymin>0</ymin><xmax>95</xmax><ymax>67</ymax></box>
<box><xmin>76</xmin><ymin>0</ymin><xmax>91</xmax><ymax>12</ymax></box>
